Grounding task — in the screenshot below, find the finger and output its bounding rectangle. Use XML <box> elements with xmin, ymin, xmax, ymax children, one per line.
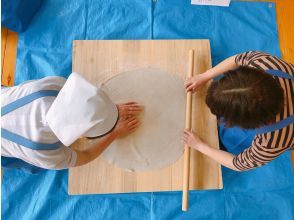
<box><xmin>119</xmin><ymin>102</ymin><xmax>137</xmax><ymax>106</ymax></box>
<box><xmin>183</xmin><ymin>135</ymin><xmax>189</xmax><ymax>141</ymax></box>
<box><xmin>184</xmin><ymin>131</ymin><xmax>193</xmax><ymax>137</ymax></box>
<box><xmin>184</xmin><ymin>129</ymin><xmax>191</xmax><ymax>134</ymax></box>
<box><xmin>119</xmin><ymin>117</ymin><xmax>127</xmax><ymax>122</ymax></box>
<box><xmin>129</xmin><ymin>125</ymin><xmax>140</xmax><ymax>132</ymax></box>
<box><xmin>183</xmin><ymin>138</ymin><xmax>189</xmax><ymax>144</ymax></box>
<box><xmin>129</xmin><ymin>128</ymin><xmax>138</xmax><ymax>134</ymax></box>
<box><xmin>129</xmin><ymin>105</ymin><xmax>143</xmax><ymax>110</ymax></box>
<box><xmin>128</xmin><ymin>105</ymin><xmax>142</xmax><ymax>110</ymax></box>
<box><xmin>186</xmin><ymin>84</ymin><xmax>195</xmax><ymax>92</ymax></box>
<box><xmin>185</xmin><ymin>76</ymin><xmax>193</xmax><ymax>82</ymax></box>
<box><xmin>127</xmin><ymin>118</ymin><xmax>139</xmax><ymax>126</ymax></box>
<box><xmin>129</xmin><ymin>119</ymin><xmax>140</xmax><ymax>127</ymax></box>
<box><xmin>185</xmin><ymin>86</ymin><xmax>192</xmax><ymax>92</ymax></box>
<box><xmin>130</xmin><ymin>122</ymin><xmax>140</xmax><ymax>130</ymax></box>
<box><xmin>183</xmin><ymin>137</ymin><xmax>189</xmax><ymax>143</ymax></box>
<box><xmin>125</xmin><ymin>117</ymin><xmax>136</xmax><ymax>123</ymax></box>
<box><xmin>127</xmin><ymin>107</ymin><xmax>142</xmax><ymax>113</ymax></box>
<box><xmin>128</xmin><ymin>104</ymin><xmax>141</xmax><ymax>108</ymax></box>
<box><xmin>128</xmin><ymin>103</ymin><xmax>141</xmax><ymax>107</ymax></box>
<box><xmin>125</xmin><ymin>101</ymin><xmax>138</xmax><ymax>105</ymax></box>
<box><xmin>185</xmin><ymin>82</ymin><xmax>192</xmax><ymax>88</ymax></box>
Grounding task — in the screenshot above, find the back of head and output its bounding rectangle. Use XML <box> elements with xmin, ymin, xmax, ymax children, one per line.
<box><xmin>205</xmin><ymin>66</ymin><xmax>284</xmax><ymax>129</ymax></box>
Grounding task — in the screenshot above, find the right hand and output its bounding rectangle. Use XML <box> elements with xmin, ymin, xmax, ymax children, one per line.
<box><xmin>113</xmin><ymin>117</ymin><xmax>140</xmax><ymax>138</ymax></box>
<box><xmin>185</xmin><ymin>74</ymin><xmax>209</xmax><ymax>93</ymax></box>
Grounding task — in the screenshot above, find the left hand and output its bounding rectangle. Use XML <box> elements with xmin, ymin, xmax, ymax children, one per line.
<box><xmin>117</xmin><ymin>102</ymin><xmax>143</xmax><ymax>119</ymax></box>
<box><xmin>183</xmin><ymin>129</ymin><xmax>205</xmax><ymax>150</ymax></box>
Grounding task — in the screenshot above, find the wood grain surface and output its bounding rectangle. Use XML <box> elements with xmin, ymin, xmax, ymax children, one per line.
<box><xmin>68</xmin><ymin>40</ymin><xmax>223</xmax><ymax>195</ymax></box>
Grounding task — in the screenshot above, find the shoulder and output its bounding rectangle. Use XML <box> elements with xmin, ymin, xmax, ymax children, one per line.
<box><xmin>236</xmin><ymin>51</ymin><xmax>294</xmax><ymax>74</ymax></box>
<box><xmin>1</xmin><ymin>76</ymin><xmax>66</xmax><ymax>106</ymax></box>
<box><xmin>235</xmin><ymin>51</ymin><xmax>269</xmax><ymax>66</ymax></box>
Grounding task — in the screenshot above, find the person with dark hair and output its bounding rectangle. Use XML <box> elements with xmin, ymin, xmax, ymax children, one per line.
<box><xmin>183</xmin><ymin>51</ymin><xmax>293</xmax><ymax>171</ymax></box>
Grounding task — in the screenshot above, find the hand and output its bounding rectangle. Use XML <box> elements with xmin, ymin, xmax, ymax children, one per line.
<box><xmin>117</xmin><ymin>102</ymin><xmax>143</xmax><ymax>119</ymax></box>
<box><xmin>113</xmin><ymin>117</ymin><xmax>140</xmax><ymax>138</ymax></box>
<box><xmin>183</xmin><ymin>129</ymin><xmax>205</xmax><ymax>150</ymax></box>
<box><xmin>185</xmin><ymin>74</ymin><xmax>209</xmax><ymax>93</ymax></box>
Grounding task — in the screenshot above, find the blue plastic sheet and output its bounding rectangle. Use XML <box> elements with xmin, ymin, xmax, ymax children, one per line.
<box><xmin>1</xmin><ymin>0</ymin><xmax>43</xmax><ymax>33</ymax></box>
<box><xmin>3</xmin><ymin>0</ymin><xmax>294</xmax><ymax>219</ymax></box>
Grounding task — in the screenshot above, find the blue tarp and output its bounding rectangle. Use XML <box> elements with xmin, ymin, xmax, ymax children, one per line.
<box><xmin>1</xmin><ymin>0</ymin><xmax>43</xmax><ymax>33</ymax></box>
<box><xmin>2</xmin><ymin>1</ymin><xmax>294</xmax><ymax>219</ymax></box>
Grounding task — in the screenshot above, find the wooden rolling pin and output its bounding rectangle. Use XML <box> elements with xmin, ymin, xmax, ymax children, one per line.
<box><xmin>182</xmin><ymin>49</ymin><xmax>194</xmax><ymax>211</ymax></box>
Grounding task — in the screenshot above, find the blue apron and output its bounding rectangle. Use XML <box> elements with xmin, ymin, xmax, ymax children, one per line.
<box><xmin>219</xmin><ymin>69</ymin><xmax>294</xmax><ymax>155</ymax></box>
<box><xmin>1</xmin><ymin>90</ymin><xmax>62</xmax><ymax>173</ymax></box>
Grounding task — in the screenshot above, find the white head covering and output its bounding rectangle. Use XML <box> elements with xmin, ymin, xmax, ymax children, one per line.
<box><xmin>46</xmin><ymin>72</ymin><xmax>118</xmax><ymax>146</ymax></box>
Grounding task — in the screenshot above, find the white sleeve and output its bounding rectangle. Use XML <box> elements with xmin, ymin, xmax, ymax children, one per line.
<box><xmin>30</xmin><ymin>146</ymin><xmax>78</xmax><ymax>170</ymax></box>
<box><xmin>1</xmin><ymin>139</ymin><xmax>77</xmax><ymax>170</ymax></box>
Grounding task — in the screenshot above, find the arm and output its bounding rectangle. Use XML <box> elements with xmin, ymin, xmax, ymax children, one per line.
<box><xmin>185</xmin><ymin>55</ymin><xmax>239</xmax><ymax>92</ymax></box>
<box><xmin>73</xmin><ymin>117</ymin><xmax>140</xmax><ymax>167</ymax></box>
<box><xmin>183</xmin><ymin>129</ymin><xmax>240</xmax><ymax>171</ymax></box>
<box><xmin>204</xmin><ymin>55</ymin><xmax>238</xmax><ymax>79</ymax></box>
<box><xmin>186</xmin><ymin>50</ymin><xmax>283</xmax><ymax>92</ymax></box>
<box><xmin>183</xmin><ymin>129</ymin><xmax>292</xmax><ymax>171</ymax></box>
<box><xmin>194</xmin><ymin>140</ymin><xmax>239</xmax><ymax>171</ymax></box>
<box><xmin>74</xmin><ymin>131</ymin><xmax>118</xmax><ymax>166</ymax></box>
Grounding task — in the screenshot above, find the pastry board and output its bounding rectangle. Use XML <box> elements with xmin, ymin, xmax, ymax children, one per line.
<box><xmin>68</xmin><ymin>40</ymin><xmax>223</xmax><ymax>195</ymax></box>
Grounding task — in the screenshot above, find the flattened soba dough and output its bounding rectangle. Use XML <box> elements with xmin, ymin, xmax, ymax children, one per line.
<box><xmin>101</xmin><ymin>68</ymin><xmax>186</xmax><ymax>172</ymax></box>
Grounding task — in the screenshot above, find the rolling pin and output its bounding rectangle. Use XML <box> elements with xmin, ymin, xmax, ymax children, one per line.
<box><xmin>182</xmin><ymin>49</ymin><xmax>194</xmax><ymax>211</ymax></box>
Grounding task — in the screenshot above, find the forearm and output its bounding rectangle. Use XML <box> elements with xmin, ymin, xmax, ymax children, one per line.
<box><xmin>73</xmin><ymin>132</ymin><xmax>118</xmax><ymax>167</ymax></box>
<box><xmin>196</xmin><ymin>142</ymin><xmax>240</xmax><ymax>171</ymax></box>
<box><xmin>204</xmin><ymin>55</ymin><xmax>238</xmax><ymax>80</ymax></box>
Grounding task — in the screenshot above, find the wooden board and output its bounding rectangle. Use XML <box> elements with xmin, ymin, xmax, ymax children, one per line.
<box><xmin>69</xmin><ymin>40</ymin><xmax>223</xmax><ymax>195</ymax></box>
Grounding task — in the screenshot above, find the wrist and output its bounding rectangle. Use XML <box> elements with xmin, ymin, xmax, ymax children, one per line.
<box><xmin>109</xmin><ymin>129</ymin><xmax>119</xmax><ymax>139</ymax></box>
<box><xmin>195</xmin><ymin>141</ymin><xmax>209</xmax><ymax>152</ymax></box>
<box><xmin>204</xmin><ymin>69</ymin><xmax>216</xmax><ymax>80</ymax></box>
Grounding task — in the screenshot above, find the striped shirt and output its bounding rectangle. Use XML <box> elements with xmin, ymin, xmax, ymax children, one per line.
<box><xmin>232</xmin><ymin>51</ymin><xmax>294</xmax><ymax>171</ymax></box>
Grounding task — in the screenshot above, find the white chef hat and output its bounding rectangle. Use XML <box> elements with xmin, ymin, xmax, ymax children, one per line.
<box><xmin>46</xmin><ymin>72</ymin><xmax>118</xmax><ymax>146</ymax></box>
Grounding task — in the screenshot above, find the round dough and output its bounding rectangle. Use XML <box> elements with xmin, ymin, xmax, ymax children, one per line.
<box><xmin>101</xmin><ymin>68</ymin><xmax>186</xmax><ymax>172</ymax></box>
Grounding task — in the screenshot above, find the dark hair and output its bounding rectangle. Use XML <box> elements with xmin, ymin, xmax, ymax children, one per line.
<box><xmin>205</xmin><ymin>66</ymin><xmax>284</xmax><ymax>129</ymax></box>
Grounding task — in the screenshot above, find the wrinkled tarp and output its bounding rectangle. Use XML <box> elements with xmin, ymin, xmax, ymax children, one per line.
<box><xmin>1</xmin><ymin>0</ymin><xmax>43</xmax><ymax>33</ymax></box>
<box><xmin>3</xmin><ymin>0</ymin><xmax>294</xmax><ymax>219</ymax></box>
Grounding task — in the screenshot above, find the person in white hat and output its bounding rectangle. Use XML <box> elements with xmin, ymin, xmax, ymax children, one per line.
<box><xmin>1</xmin><ymin>72</ymin><xmax>142</xmax><ymax>173</ymax></box>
